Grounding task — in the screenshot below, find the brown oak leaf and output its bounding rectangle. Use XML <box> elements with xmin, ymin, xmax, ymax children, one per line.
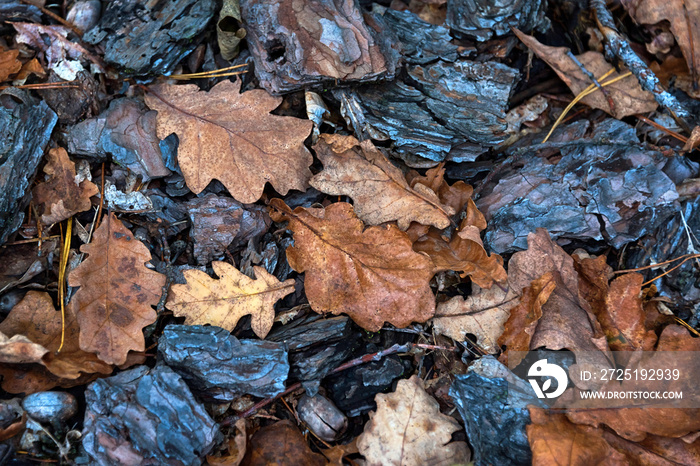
<box><xmin>513</xmin><ymin>29</ymin><xmax>657</xmax><ymax>118</ymax></box>
<box><xmin>357</xmin><ymin>376</ymin><xmax>470</xmax><ymax>466</ymax></box>
<box><xmin>0</xmin><ymin>49</ymin><xmax>21</xmax><ymax>82</ymax></box>
<box><xmin>0</xmin><ymin>291</ymin><xmax>112</xmax><ymax>380</ymax></box>
<box><xmin>270</xmin><ymin>199</ymin><xmax>435</xmax><ymax>332</ymax></box>
<box><xmin>504</xmin><ymin>229</ymin><xmax>612</xmax><ymax>375</ymax></box>
<box><xmin>434</xmin><ymin>283</ymin><xmax>518</xmax><ymax>353</ymax></box>
<box><xmin>242</xmin><ymin>420</ymin><xmax>326</xmax><ymax>466</ymax></box>
<box><xmin>68</xmin><ymin>213</ymin><xmax>166</xmax><ymax>365</ymax></box>
<box><xmin>310</xmin><ymin>134</ymin><xmax>453</xmax><ymax>230</ymax></box>
<box><xmin>527</xmin><ymin>407</ymin><xmax>628</xmax><ymax>465</ymax></box>
<box><xmin>144</xmin><ymin>80</ymin><xmax>313</xmax><ymax>203</ymax></box>
<box><xmin>166</xmin><ymin>262</ymin><xmax>295</xmax><ymax>338</ymax></box>
<box><xmin>32</xmin><ymin>147</ymin><xmax>98</xmax><ymax>225</ymax></box>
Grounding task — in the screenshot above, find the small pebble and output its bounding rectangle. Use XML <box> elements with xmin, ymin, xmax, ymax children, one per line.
<box><xmin>297</xmin><ymin>393</ymin><xmax>347</xmax><ymax>442</ymax></box>
<box><xmin>22</xmin><ymin>391</ymin><xmax>77</xmax><ymax>425</ymax></box>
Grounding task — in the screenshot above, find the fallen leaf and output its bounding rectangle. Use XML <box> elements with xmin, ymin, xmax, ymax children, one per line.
<box><xmin>527</xmin><ymin>407</ymin><xmax>628</xmax><ymax>465</ymax></box>
<box><xmin>241</xmin><ymin>420</ymin><xmax>326</xmax><ymax>466</ymax></box>
<box><xmin>207</xmin><ymin>419</ymin><xmax>247</xmax><ymax>466</ymax></box>
<box><xmin>310</xmin><ymin>134</ymin><xmax>453</xmax><ymax>230</ymax></box>
<box><xmin>433</xmin><ymin>283</ymin><xmax>518</xmax><ymax>353</ymax></box>
<box><xmin>270</xmin><ymin>199</ymin><xmax>435</xmax><ymax>332</ymax></box>
<box><xmin>504</xmin><ymin>229</ymin><xmax>612</xmax><ymax>372</ymax></box>
<box><xmin>625</xmin><ymin>0</ymin><xmax>700</xmax><ymax>88</ymax></box>
<box><xmin>513</xmin><ymin>29</ymin><xmax>657</xmax><ymax>118</ymax></box>
<box><xmin>144</xmin><ymin>80</ymin><xmax>313</xmax><ymax>203</ymax></box>
<box><xmin>0</xmin><ymin>49</ymin><xmax>21</xmax><ymax>82</ymax></box>
<box><xmin>32</xmin><ymin>147</ymin><xmax>99</xmax><ymax>225</ymax></box>
<box><xmin>497</xmin><ymin>273</ymin><xmax>554</xmax><ymax>366</ymax></box>
<box><xmin>166</xmin><ymin>262</ymin><xmax>295</xmax><ymax>338</ymax></box>
<box><xmin>407</xmin><ymin>164</ymin><xmax>475</xmax><ymax>216</ymax></box>
<box><xmin>412</xmin><ymin>217</ymin><xmax>507</xmax><ymax>288</ymax></box>
<box><xmin>0</xmin><ymin>291</ymin><xmax>112</xmax><ymax>379</ymax></box>
<box><xmin>0</xmin><ymin>332</ymin><xmax>47</xmax><ymax>365</ymax></box>
<box><xmin>357</xmin><ymin>375</ymin><xmax>470</xmax><ymax>466</ymax></box>
<box><xmin>603</xmin><ymin>431</ymin><xmax>700</xmax><ymax>465</ymax></box>
<box><xmin>68</xmin><ymin>213</ymin><xmax>166</xmax><ymax>365</ymax></box>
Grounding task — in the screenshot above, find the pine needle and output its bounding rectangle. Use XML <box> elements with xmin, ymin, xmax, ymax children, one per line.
<box><xmin>542</xmin><ymin>69</ymin><xmax>632</xmax><ymax>143</ymax></box>
<box><xmin>56</xmin><ymin>218</ymin><xmax>72</xmax><ymax>354</ymax></box>
<box><xmin>168</xmin><ymin>64</ymin><xmax>248</xmax><ymax>80</ymax></box>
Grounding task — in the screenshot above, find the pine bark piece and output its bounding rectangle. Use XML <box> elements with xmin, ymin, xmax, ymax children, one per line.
<box><xmin>166</xmin><ymin>262</ymin><xmax>295</xmax><ymax>338</ymax></box>
<box><xmin>144</xmin><ymin>80</ymin><xmax>313</xmax><ymax>202</ymax></box>
<box><xmin>240</xmin><ymin>0</ymin><xmax>400</xmax><ymax>94</ymax></box>
<box><xmin>357</xmin><ymin>375</ymin><xmax>470</xmax><ymax>466</ymax></box>
<box><xmin>310</xmin><ymin>134</ymin><xmax>453</xmax><ymax>230</ymax></box>
<box><xmin>32</xmin><ymin>147</ymin><xmax>98</xmax><ymax>225</ymax></box>
<box><xmin>270</xmin><ymin>199</ymin><xmax>435</xmax><ymax>332</ymax></box>
<box><xmin>68</xmin><ymin>213</ymin><xmax>166</xmax><ymax>365</ymax></box>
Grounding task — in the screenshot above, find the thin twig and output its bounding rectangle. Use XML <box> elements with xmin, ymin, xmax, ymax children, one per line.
<box><xmin>567</xmin><ymin>51</ymin><xmax>616</xmax><ymax>115</ymax></box>
<box><xmin>590</xmin><ymin>0</ymin><xmax>692</xmax><ymax>131</ymax></box>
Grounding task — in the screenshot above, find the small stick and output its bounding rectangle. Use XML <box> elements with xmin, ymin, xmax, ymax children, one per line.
<box><xmin>567</xmin><ymin>51</ymin><xmax>616</xmax><ymax>115</ymax></box>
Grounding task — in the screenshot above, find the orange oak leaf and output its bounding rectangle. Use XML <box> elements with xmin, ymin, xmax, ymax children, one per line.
<box><xmin>412</xmin><ymin>215</ymin><xmax>507</xmax><ymax>289</ymax></box>
<box><xmin>32</xmin><ymin>147</ymin><xmax>98</xmax><ymax>225</ymax></box>
<box><xmin>68</xmin><ymin>213</ymin><xmax>166</xmax><ymax>365</ymax></box>
<box><xmin>166</xmin><ymin>262</ymin><xmax>295</xmax><ymax>338</ymax></box>
<box><xmin>0</xmin><ymin>291</ymin><xmax>112</xmax><ymax>380</ymax></box>
<box><xmin>310</xmin><ymin>134</ymin><xmax>453</xmax><ymax>230</ymax></box>
<box><xmin>0</xmin><ymin>49</ymin><xmax>21</xmax><ymax>82</ymax></box>
<box><xmin>144</xmin><ymin>80</ymin><xmax>313</xmax><ymax>203</ymax></box>
<box><xmin>270</xmin><ymin>199</ymin><xmax>435</xmax><ymax>332</ymax></box>
<box><xmin>527</xmin><ymin>407</ymin><xmax>628</xmax><ymax>465</ymax></box>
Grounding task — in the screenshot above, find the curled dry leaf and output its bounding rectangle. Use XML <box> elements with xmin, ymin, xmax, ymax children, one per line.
<box><xmin>68</xmin><ymin>213</ymin><xmax>166</xmax><ymax>365</ymax></box>
<box><xmin>357</xmin><ymin>375</ymin><xmax>470</xmax><ymax>466</ymax></box>
<box><xmin>32</xmin><ymin>147</ymin><xmax>98</xmax><ymax>225</ymax></box>
<box><xmin>166</xmin><ymin>262</ymin><xmax>295</xmax><ymax>339</ymax></box>
<box><xmin>310</xmin><ymin>134</ymin><xmax>453</xmax><ymax>230</ymax></box>
<box><xmin>527</xmin><ymin>407</ymin><xmax>628</xmax><ymax>465</ymax></box>
<box><xmin>0</xmin><ymin>332</ymin><xmax>47</xmax><ymax>365</ymax></box>
<box><xmin>144</xmin><ymin>80</ymin><xmax>313</xmax><ymax>203</ymax></box>
<box><xmin>0</xmin><ymin>49</ymin><xmax>21</xmax><ymax>82</ymax></box>
<box><xmin>0</xmin><ymin>291</ymin><xmax>112</xmax><ymax>379</ymax></box>
<box><xmin>513</xmin><ymin>29</ymin><xmax>657</xmax><ymax>118</ymax></box>
<box><xmin>434</xmin><ymin>282</ymin><xmax>518</xmax><ymax>353</ymax></box>
<box><xmin>503</xmin><ymin>229</ymin><xmax>612</xmax><ymax>373</ymax></box>
<box><xmin>270</xmin><ymin>199</ymin><xmax>435</xmax><ymax>332</ymax></box>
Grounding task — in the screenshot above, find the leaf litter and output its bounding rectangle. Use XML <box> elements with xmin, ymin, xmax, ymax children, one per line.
<box><xmin>0</xmin><ymin>0</ymin><xmax>700</xmax><ymax>464</ymax></box>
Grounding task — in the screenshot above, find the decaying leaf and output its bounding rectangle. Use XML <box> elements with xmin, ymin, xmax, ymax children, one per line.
<box><xmin>357</xmin><ymin>375</ymin><xmax>470</xmax><ymax>466</ymax></box>
<box><xmin>144</xmin><ymin>80</ymin><xmax>313</xmax><ymax>203</ymax></box>
<box><xmin>0</xmin><ymin>49</ymin><xmax>21</xmax><ymax>82</ymax></box>
<box><xmin>242</xmin><ymin>420</ymin><xmax>326</xmax><ymax>466</ymax></box>
<box><xmin>513</xmin><ymin>29</ymin><xmax>657</xmax><ymax>118</ymax></box>
<box><xmin>0</xmin><ymin>332</ymin><xmax>47</xmax><ymax>365</ymax></box>
<box><xmin>310</xmin><ymin>134</ymin><xmax>453</xmax><ymax>230</ymax></box>
<box><xmin>32</xmin><ymin>147</ymin><xmax>98</xmax><ymax>225</ymax></box>
<box><xmin>527</xmin><ymin>407</ymin><xmax>628</xmax><ymax>465</ymax></box>
<box><xmin>0</xmin><ymin>291</ymin><xmax>112</xmax><ymax>380</ymax></box>
<box><xmin>166</xmin><ymin>262</ymin><xmax>295</xmax><ymax>339</ymax></box>
<box><xmin>434</xmin><ymin>283</ymin><xmax>518</xmax><ymax>353</ymax></box>
<box><xmin>68</xmin><ymin>213</ymin><xmax>166</xmax><ymax>365</ymax></box>
<box><xmin>503</xmin><ymin>229</ymin><xmax>612</xmax><ymax>371</ymax></box>
<box><xmin>270</xmin><ymin>199</ymin><xmax>435</xmax><ymax>332</ymax></box>
<box><xmin>625</xmin><ymin>0</ymin><xmax>700</xmax><ymax>86</ymax></box>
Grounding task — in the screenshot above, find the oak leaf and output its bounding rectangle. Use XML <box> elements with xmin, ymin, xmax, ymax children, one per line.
<box><xmin>270</xmin><ymin>199</ymin><xmax>435</xmax><ymax>332</ymax></box>
<box><xmin>513</xmin><ymin>29</ymin><xmax>657</xmax><ymax>118</ymax></box>
<box><xmin>357</xmin><ymin>375</ymin><xmax>470</xmax><ymax>466</ymax></box>
<box><xmin>527</xmin><ymin>407</ymin><xmax>628</xmax><ymax>465</ymax></box>
<box><xmin>68</xmin><ymin>213</ymin><xmax>166</xmax><ymax>365</ymax></box>
<box><xmin>166</xmin><ymin>262</ymin><xmax>295</xmax><ymax>338</ymax></box>
<box><xmin>0</xmin><ymin>291</ymin><xmax>112</xmax><ymax>380</ymax></box>
<box><xmin>242</xmin><ymin>420</ymin><xmax>326</xmax><ymax>466</ymax></box>
<box><xmin>144</xmin><ymin>80</ymin><xmax>313</xmax><ymax>203</ymax></box>
<box><xmin>504</xmin><ymin>229</ymin><xmax>612</xmax><ymax>375</ymax></box>
<box><xmin>0</xmin><ymin>49</ymin><xmax>21</xmax><ymax>82</ymax></box>
<box><xmin>310</xmin><ymin>134</ymin><xmax>453</xmax><ymax>230</ymax></box>
<box><xmin>32</xmin><ymin>147</ymin><xmax>98</xmax><ymax>225</ymax></box>
<box><xmin>433</xmin><ymin>283</ymin><xmax>518</xmax><ymax>353</ymax></box>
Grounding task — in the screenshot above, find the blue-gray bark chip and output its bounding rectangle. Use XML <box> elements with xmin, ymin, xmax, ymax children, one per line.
<box><xmin>158</xmin><ymin>325</ymin><xmax>289</xmax><ymax>402</ymax></box>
